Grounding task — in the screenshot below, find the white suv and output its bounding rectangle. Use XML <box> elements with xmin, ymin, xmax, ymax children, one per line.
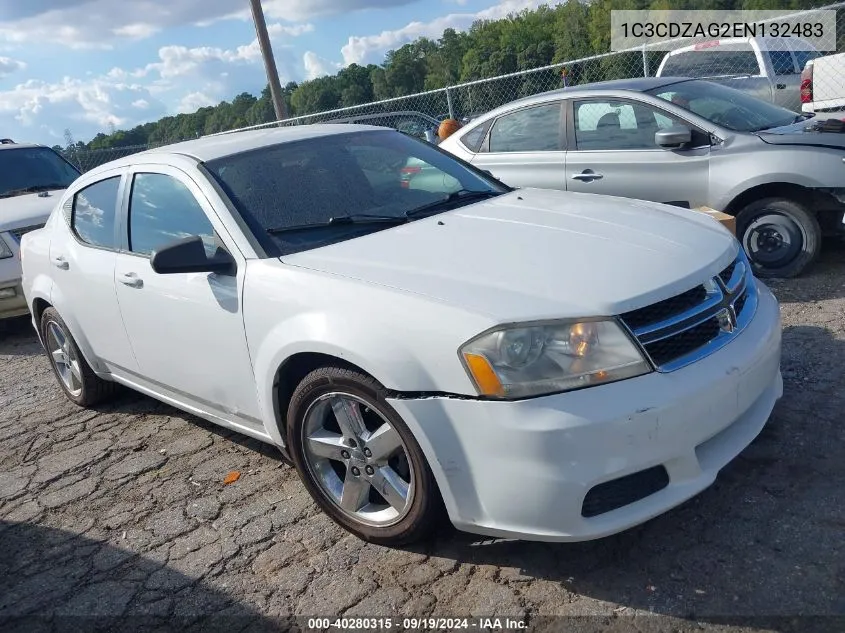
<box><xmin>0</xmin><ymin>140</ymin><xmax>80</xmax><ymax>320</ymax></box>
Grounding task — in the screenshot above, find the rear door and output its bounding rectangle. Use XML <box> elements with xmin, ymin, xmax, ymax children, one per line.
<box><xmin>49</xmin><ymin>171</ymin><xmax>139</xmax><ymax>373</ymax></box>
<box><xmin>564</xmin><ymin>97</ymin><xmax>711</xmax><ymax>209</ymax></box>
<box><xmin>468</xmin><ymin>101</ymin><xmax>567</xmax><ymax>190</ymax></box>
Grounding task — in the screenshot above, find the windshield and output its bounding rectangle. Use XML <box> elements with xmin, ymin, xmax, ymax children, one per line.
<box><xmin>646</xmin><ymin>80</ymin><xmax>799</xmax><ymax>132</ymax></box>
<box><xmin>205</xmin><ymin>129</ymin><xmax>508</xmax><ymax>256</ymax></box>
<box><xmin>0</xmin><ymin>147</ymin><xmax>80</xmax><ymax>198</ymax></box>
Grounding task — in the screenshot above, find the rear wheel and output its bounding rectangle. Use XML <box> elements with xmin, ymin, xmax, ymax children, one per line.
<box><xmin>736</xmin><ymin>197</ymin><xmax>821</xmax><ymax>278</ymax></box>
<box><xmin>286</xmin><ymin>366</ymin><xmax>440</xmax><ymax>545</ymax></box>
<box><xmin>40</xmin><ymin>307</ymin><xmax>115</xmax><ymax>407</ymax></box>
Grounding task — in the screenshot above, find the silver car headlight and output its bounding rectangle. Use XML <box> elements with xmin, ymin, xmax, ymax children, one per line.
<box><xmin>0</xmin><ymin>235</ymin><xmax>13</xmax><ymax>260</ymax></box>
<box><xmin>459</xmin><ymin>319</ymin><xmax>651</xmax><ymax>399</ymax></box>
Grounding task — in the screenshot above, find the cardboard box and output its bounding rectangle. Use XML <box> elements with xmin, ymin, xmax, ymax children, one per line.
<box><xmin>694</xmin><ymin>206</ymin><xmax>736</xmax><ymax>236</ymax></box>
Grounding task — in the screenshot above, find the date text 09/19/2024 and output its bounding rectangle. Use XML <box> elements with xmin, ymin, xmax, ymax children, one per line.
<box><xmin>305</xmin><ymin>617</ymin><xmax>528</xmax><ymax>630</ymax></box>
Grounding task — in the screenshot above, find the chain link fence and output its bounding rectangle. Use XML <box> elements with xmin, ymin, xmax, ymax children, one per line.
<box><xmin>68</xmin><ymin>3</ymin><xmax>845</xmax><ymax>171</ymax></box>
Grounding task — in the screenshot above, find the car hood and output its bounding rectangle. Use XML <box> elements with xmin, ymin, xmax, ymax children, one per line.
<box><xmin>282</xmin><ymin>189</ymin><xmax>738</xmax><ymax>321</ymax></box>
<box><xmin>0</xmin><ymin>190</ymin><xmax>63</xmax><ymax>232</ymax></box>
<box><xmin>756</xmin><ymin>120</ymin><xmax>845</xmax><ymax>150</ymax></box>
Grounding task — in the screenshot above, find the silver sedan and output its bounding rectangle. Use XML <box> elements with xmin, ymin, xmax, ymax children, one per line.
<box><xmin>439</xmin><ymin>77</ymin><xmax>845</xmax><ymax>278</ymax></box>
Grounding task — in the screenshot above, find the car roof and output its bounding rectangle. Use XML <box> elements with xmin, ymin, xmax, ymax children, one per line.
<box><xmin>0</xmin><ymin>142</ymin><xmax>42</xmax><ymax>151</ymax></box>
<box><xmin>97</xmin><ymin>124</ymin><xmax>390</xmax><ymax>168</ymax></box>
<box><xmin>465</xmin><ymin>77</ymin><xmax>693</xmax><ymax>122</ymax></box>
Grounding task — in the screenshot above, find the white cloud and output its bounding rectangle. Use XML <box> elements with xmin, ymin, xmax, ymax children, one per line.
<box><xmin>303</xmin><ymin>51</ymin><xmax>342</xmax><ymax>80</ymax></box>
<box><xmin>342</xmin><ymin>0</ymin><xmax>562</xmax><ymax>65</ymax></box>
<box><xmin>0</xmin><ymin>24</ymin><xmax>299</xmax><ymax>144</ymax></box>
<box><xmin>0</xmin><ymin>76</ymin><xmax>167</xmax><ymax>142</ymax></box>
<box><xmin>0</xmin><ymin>56</ymin><xmax>26</xmax><ymax>78</ymax></box>
<box><xmin>269</xmin><ymin>23</ymin><xmax>315</xmax><ymax>37</ymax></box>
<box><xmin>0</xmin><ymin>0</ymin><xmax>390</xmax><ymax>48</ymax></box>
<box><xmin>177</xmin><ymin>91</ymin><xmax>216</xmax><ymax>113</ymax></box>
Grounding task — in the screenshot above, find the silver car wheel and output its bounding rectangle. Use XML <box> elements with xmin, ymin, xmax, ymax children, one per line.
<box><xmin>46</xmin><ymin>320</ymin><xmax>83</xmax><ymax>397</ymax></box>
<box><xmin>301</xmin><ymin>392</ymin><xmax>414</xmax><ymax>527</ymax></box>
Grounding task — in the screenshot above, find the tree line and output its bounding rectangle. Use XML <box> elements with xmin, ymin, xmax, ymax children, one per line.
<box><xmin>62</xmin><ymin>0</ymin><xmax>835</xmax><ymax>155</ymax></box>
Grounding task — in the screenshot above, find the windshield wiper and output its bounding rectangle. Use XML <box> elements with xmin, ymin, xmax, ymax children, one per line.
<box><xmin>267</xmin><ymin>214</ymin><xmax>408</xmax><ymax>235</ymax></box>
<box><xmin>0</xmin><ymin>183</ymin><xmax>69</xmax><ymax>199</ymax></box>
<box><xmin>405</xmin><ymin>189</ymin><xmax>501</xmax><ymax>218</ymax></box>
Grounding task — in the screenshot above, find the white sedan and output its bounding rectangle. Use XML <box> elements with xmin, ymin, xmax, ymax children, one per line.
<box><xmin>21</xmin><ymin>125</ymin><xmax>782</xmax><ymax>545</ymax></box>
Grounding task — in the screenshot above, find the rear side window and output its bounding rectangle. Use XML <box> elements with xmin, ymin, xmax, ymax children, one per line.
<box><xmin>661</xmin><ymin>47</ymin><xmax>761</xmax><ymax>77</ymax></box>
<box><xmin>128</xmin><ymin>173</ymin><xmax>216</xmax><ymax>257</ymax></box>
<box><xmin>488</xmin><ymin>102</ymin><xmax>563</xmax><ymax>153</ymax></box>
<box><xmin>793</xmin><ymin>50</ymin><xmax>820</xmax><ymax>71</ymax></box>
<box><xmin>459</xmin><ymin>119</ymin><xmax>493</xmax><ymax>153</ymax></box>
<box><xmin>72</xmin><ymin>177</ymin><xmax>120</xmax><ymax>249</ymax></box>
<box><xmin>768</xmin><ymin>50</ymin><xmax>796</xmax><ymax>75</ymax></box>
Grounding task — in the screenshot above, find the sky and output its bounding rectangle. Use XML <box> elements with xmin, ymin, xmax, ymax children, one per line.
<box><xmin>0</xmin><ymin>0</ymin><xmax>558</xmax><ymax>146</ymax></box>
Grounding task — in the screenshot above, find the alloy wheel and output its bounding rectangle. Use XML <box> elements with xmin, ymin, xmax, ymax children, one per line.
<box><xmin>45</xmin><ymin>320</ymin><xmax>83</xmax><ymax>397</ymax></box>
<box><xmin>301</xmin><ymin>392</ymin><xmax>414</xmax><ymax>527</ymax></box>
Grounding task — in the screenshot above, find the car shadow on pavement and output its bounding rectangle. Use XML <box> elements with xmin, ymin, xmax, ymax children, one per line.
<box><xmin>0</xmin><ymin>520</ymin><xmax>287</xmax><ymax>633</ymax></box>
<box><xmin>422</xmin><ymin>325</ymin><xmax>845</xmax><ymax>626</ymax></box>
<box><xmin>767</xmin><ymin>240</ymin><xmax>845</xmax><ymax>304</ymax></box>
<box><xmin>0</xmin><ymin>315</ymin><xmax>40</xmax><ymax>357</ymax></box>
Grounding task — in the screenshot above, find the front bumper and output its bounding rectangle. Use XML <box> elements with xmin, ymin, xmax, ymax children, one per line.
<box><xmin>388</xmin><ymin>280</ymin><xmax>782</xmax><ymax>542</ymax></box>
<box><xmin>0</xmin><ymin>279</ymin><xmax>27</xmax><ymax>320</ymax></box>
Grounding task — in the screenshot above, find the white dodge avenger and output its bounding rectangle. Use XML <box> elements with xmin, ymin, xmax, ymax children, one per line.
<box><xmin>20</xmin><ymin>125</ymin><xmax>782</xmax><ymax>545</ymax></box>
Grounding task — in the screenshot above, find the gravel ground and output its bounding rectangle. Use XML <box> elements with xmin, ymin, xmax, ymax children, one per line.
<box><xmin>0</xmin><ymin>247</ymin><xmax>843</xmax><ymax>633</ymax></box>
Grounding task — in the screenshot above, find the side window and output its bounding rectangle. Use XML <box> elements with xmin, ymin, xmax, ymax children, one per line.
<box><xmin>794</xmin><ymin>50</ymin><xmax>820</xmax><ymax>71</ymax></box>
<box><xmin>574</xmin><ymin>100</ymin><xmax>705</xmax><ymax>150</ymax></box>
<box><xmin>488</xmin><ymin>103</ymin><xmax>563</xmax><ymax>153</ymax></box>
<box><xmin>72</xmin><ymin>177</ymin><xmax>120</xmax><ymax>249</ymax></box>
<box><xmin>459</xmin><ymin>118</ymin><xmax>494</xmax><ymax>153</ymax></box>
<box><xmin>769</xmin><ymin>50</ymin><xmax>796</xmax><ymax>75</ymax></box>
<box><xmin>128</xmin><ymin>173</ymin><xmax>216</xmax><ymax>257</ymax></box>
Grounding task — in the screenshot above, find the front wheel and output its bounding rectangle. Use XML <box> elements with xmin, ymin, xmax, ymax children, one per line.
<box><xmin>286</xmin><ymin>366</ymin><xmax>441</xmax><ymax>545</ymax></box>
<box><xmin>736</xmin><ymin>197</ymin><xmax>821</xmax><ymax>278</ymax></box>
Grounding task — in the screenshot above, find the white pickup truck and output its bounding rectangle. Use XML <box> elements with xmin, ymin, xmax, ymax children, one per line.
<box><xmin>657</xmin><ymin>37</ymin><xmax>819</xmax><ymax>112</ymax></box>
<box><xmin>800</xmin><ymin>52</ymin><xmax>845</xmax><ymax>113</ymax></box>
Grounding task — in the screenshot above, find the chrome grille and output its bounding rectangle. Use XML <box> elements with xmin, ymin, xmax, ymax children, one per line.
<box><xmin>8</xmin><ymin>224</ymin><xmax>45</xmax><ymax>243</ymax></box>
<box><xmin>619</xmin><ymin>255</ymin><xmax>757</xmax><ymax>372</ymax></box>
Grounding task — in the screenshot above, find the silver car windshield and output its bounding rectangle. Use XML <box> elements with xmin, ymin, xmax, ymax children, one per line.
<box><xmin>646</xmin><ymin>80</ymin><xmax>799</xmax><ymax>132</ymax></box>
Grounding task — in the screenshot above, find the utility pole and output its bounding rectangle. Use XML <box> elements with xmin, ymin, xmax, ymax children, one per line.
<box><xmin>248</xmin><ymin>0</ymin><xmax>288</xmax><ymax>120</ymax></box>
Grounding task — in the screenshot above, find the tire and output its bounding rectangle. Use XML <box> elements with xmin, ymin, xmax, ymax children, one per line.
<box><xmin>40</xmin><ymin>307</ymin><xmax>115</xmax><ymax>407</ymax></box>
<box><xmin>286</xmin><ymin>365</ymin><xmax>440</xmax><ymax>545</ymax></box>
<box><xmin>736</xmin><ymin>197</ymin><xmax>821</xmax><ymax>279</ymax></box>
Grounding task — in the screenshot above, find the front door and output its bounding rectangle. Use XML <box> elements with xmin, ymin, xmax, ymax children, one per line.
<box><xmin>565</xmin><ymin>98</ymin><xmax>711</xmax><ymax>210</ymax></box>
<box><xmin>112</xmin><ymin>166</ymin><xmax>261</xmax><ymax>422</ymax></box>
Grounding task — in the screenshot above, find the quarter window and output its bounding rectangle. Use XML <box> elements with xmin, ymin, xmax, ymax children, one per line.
<box><xmin>72</xmin><ymin>177</ymin><xmax>120</xmax><ymax>249</ymax></box>
<box><xmin>488</xmin><ymin>103</ymin><xmax>563</xmax><ymax>152</ymax></box>
<box><xmin>128</xmin><ymin>173</ymin><xmax>216</xmax><ymax>257</ymax></box>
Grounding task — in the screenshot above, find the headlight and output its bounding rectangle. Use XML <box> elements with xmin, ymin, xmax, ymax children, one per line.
<box><xmin>459</xmin><ymin>319</ymin><xmax>651</xmax><ymax>399</ymax></box>
<box><xmin>0</xmin><ymin>235</ymin><xmax>12</xmax><ymax>260</ymax></box>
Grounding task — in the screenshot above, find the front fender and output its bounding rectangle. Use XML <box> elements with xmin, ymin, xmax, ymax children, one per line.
<box><xmin>244</xmin><ymin>261</ymin><xmax>492</xmax><ymax>446</ymax></box>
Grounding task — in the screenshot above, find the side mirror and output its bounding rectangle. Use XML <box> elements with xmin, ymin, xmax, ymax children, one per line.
<box><xmin>424</xmin><ymin>130</ymin><xmax>438</xmax><ymax>144</ymax></box>
<box><xmin>150</xmin><ymin>235</ymin><xmax>235</xmax><ymax>276</ymax></box>
<box><xmin>655</xmin><ymin>125</ymin><xmax>692</xmax><ymax>149</ymax></box>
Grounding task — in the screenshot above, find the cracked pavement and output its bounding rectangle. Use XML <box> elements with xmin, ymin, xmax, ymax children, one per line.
<box><xmin>1</xmin><ymin>247</ymin><xmax>843</xmax><ymax>632</ymax></box>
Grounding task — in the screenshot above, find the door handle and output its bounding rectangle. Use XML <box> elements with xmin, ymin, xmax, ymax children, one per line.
<box><xmin>117</xmin><ymin>272</ymin><xmax>143</xmax><ymax>289</ymax></box>
<box><xmin>571</xmin><ymin>171</ymin><xmax>604</xmax><ymax>182</ymax></box>
<box><xmin>776</xmin><ymin>83</ymin><xmax>786</xmax><ymax>89</ymax></box>
<box><xmin>51</xmin><ymin>256</ymin><xmax>69</xmax><ymax>270</ymax></box>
